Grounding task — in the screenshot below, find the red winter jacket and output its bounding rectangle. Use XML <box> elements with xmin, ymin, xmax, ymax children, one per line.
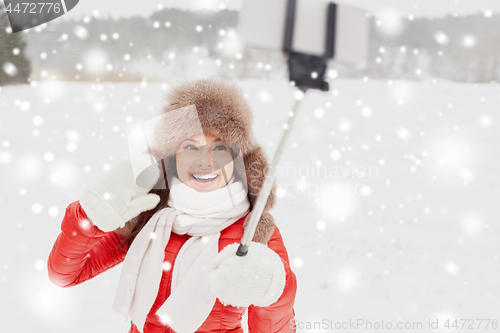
<box><xmin>48</xmin><ymin>201</ymin><xmax>297</xmax><ymax>333</ymax></box>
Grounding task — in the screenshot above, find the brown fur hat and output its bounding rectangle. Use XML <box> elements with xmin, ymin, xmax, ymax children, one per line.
<box><xmin>150</xmin><ymin>77</ymin><xmax>276</xmax><ymax>244</ymax></box>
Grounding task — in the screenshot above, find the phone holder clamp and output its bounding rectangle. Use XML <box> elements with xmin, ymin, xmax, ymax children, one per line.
<box><xmin>283</xmin><ymin>0</ymin><xmax>337</xmax><ymax>92</ymax></box>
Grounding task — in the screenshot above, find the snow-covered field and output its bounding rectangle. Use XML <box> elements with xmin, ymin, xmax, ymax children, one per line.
<box><xmin>0</xmin><ymin>78</ymin><xmax>499</xmax><ymax>332</ymax></box>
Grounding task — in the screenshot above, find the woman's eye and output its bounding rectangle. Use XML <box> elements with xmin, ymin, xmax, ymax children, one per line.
<box><xmin>213</xmin><ymin>144</ymin><xmax>227</xmax><ymax>151</ymax></box>
<box><xmin>183</xmin><ymin>144</ymin><xmax>197</xmax><ymax>150</ymax></box>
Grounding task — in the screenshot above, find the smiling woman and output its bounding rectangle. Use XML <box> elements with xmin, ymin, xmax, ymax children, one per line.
<box><xmin>175</xmin><ymin>133</ymin><xmax>235</xmax><ymax>192</ymax></box>
<box><xmin>47</xmin><ymin>77</ymin><xmax>297</xmax><ymax>333</ymax></box>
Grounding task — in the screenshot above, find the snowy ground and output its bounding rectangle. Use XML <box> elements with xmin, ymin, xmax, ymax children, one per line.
<box><xmin>0</xmin><ymin>78</ymin><xmax>499</xmax><ymax>333</ymax></box>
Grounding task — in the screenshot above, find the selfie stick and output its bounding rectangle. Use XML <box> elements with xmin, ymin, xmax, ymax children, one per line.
<box><xmin>236</xmin><ymin>0</ymin><xmax>336</xmax><ymax>256</ymax></box>
<box><xmin>236</xmin><ymin>92</ymin><xmax>305</xmax><ymax>256</ymax></box>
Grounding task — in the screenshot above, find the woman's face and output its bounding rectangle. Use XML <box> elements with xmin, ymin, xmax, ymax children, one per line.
<box><xmin>175</xmin><ymin>132</ymin><xmax>235</xmax><ymax>192</ymax></box>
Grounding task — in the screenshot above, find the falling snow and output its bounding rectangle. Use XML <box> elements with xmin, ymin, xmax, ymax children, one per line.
<box><xmin>0</xmin><ymin>77</ymin><xmax>498</xmax><ymax>332</ymax></box>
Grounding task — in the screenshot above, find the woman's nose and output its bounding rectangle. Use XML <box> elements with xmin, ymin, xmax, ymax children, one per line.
<box><xmin>196</xmin><ymin>147</ymin><xmax>213</xmax><ymax>168</ymax></box>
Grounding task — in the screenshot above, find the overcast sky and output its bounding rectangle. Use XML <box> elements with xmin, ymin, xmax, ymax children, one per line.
<box><xmin>62</xmin><ymin>0</ymin><xmax>499</xmax><ymax>20</ymax></box>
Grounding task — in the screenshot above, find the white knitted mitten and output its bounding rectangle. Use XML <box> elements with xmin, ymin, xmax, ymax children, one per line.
<box><xmin>209</xmin><ymin>242</ymin><xmax>286</xmax><ymax>308</ymax></box>
<box><xmin>80</xmin><ymin>153</ymin><xmax>161</xmax><ymax>232</ymax></box>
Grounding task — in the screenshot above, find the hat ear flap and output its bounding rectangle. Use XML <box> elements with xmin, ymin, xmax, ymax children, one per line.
<box><xmin>243</xmin><ymin>146</ymin><xmax>276</xmax><ymax>212</ymax></box>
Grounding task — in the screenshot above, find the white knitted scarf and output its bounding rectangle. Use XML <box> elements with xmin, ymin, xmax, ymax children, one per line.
<box><xmin>112</xmin><ymin>176</ymin><xmax>250</xmax><ymax>333</ymax></box>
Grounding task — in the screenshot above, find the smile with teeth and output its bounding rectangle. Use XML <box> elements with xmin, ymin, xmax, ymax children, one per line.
<box><xmin>191</xmin><ymin>173</ymin><xmax>219</xmax><ymax>181</ymax></box>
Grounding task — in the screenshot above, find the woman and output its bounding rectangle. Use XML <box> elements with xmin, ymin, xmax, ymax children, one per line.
<box><xmin>47</xmin><ymin>78</ymin><xmax>297</xmax><ymax>333</ymax></box>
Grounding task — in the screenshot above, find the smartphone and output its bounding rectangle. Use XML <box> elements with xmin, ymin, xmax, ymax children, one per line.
<box><xmin>238</xmin><ymin>0</ymin><xmax>369</xmax><ymax>66</ymax></box>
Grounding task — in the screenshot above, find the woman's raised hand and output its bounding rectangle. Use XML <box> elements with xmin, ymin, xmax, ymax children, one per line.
<box><xmin>80</xmin><ymin>153</ymin><xmax>161</xmax><ymax>232</ymax></box>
